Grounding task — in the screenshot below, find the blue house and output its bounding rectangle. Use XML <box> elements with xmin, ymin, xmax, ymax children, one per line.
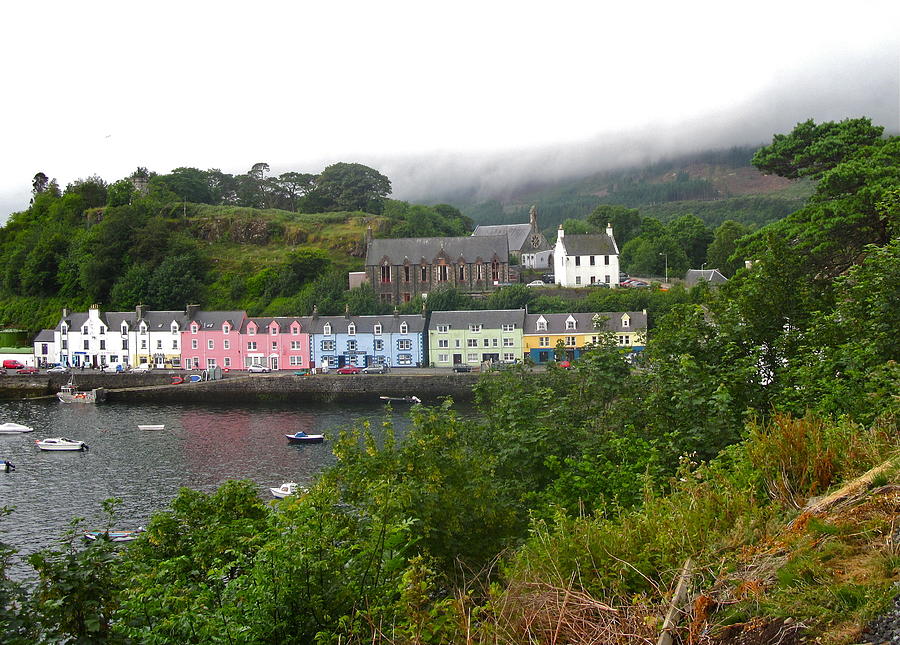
<box><xmin>307</xmin><ymin>309</ymin><xmax>426</xmax><ymax>369</ymax></box>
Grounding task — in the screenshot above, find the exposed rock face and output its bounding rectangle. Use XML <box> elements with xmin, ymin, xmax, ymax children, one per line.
<box><xmin>193</xmin><ymin>217</ymin><xmax>283</xmax><ymax>244</ymax></box>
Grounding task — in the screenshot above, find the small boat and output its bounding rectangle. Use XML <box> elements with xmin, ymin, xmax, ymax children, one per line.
<box><xmin>285</xmin><ymin>431</ymin><xmax>324</xmax><ymax>444</ymax></box>
<box><xmin>57</xmin><ymin>380</ymin><xmax>105</xmax><ymax>404</ymax></box>
<box><xmin>137</xmin><ymin>424</ymin><xmax>165</xmax><ymax>431</ymax></box>
<box><xmin>270</xmin><ymin>482</ymin><xmax>302</xmax><ymax>499</ymax></box>
<box><xmin>0</xmin><ymin>422</ymin><xmax>34</xmax><ymax>434</ymax></box>
<box><xmin>379</xmin><ymin>396</ymin><xmax>422</xmax><ymax>404</ymax></box>
<box><xmin>35</xmin><ymin>437</ymin><xmax>89</xmax><ymax>451</ymax></box>
<box><xmin>1</xmin><ymin>459</ymin><xmax>14</xmax><ymax>472</ymax></box>
<box><xmin>83</xmin><ymin>528</ymin><xmax>144</xmax><ymax>542</ymax></box>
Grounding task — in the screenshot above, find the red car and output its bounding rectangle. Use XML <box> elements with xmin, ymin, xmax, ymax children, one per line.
<box><xmin>17</xmin><ymin>367</ymin><xmax>39</xmax><ymax>375</ymax></box>
<box><xmin>335</xmin><ymin>366</ymin><xmax>361</xmax><ymax>375</ymax></box>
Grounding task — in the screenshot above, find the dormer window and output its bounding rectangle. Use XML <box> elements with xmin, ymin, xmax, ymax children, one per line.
<box><xmin>347</xmin><ymin>323</ymin><xmax>356</xmax><ymax>336</ymax></box>
<box><xmin>171</xmin><ymin>323</ymin><xmax>179</xmax><ymax>334</ymax></box>
<box><xmin>566</xmin><ymin>319</ymin><xmax>576</xmax><ymax>330</ymax></box>
<box><xmin>270</xmin><ymin>326</ymin><xmax>278</xmax><ymax>335</ymax></box>
<box><xmin>248</xmin><ymin>326</ymin><xmax>255</xmax><ymax>335</ymax></box>
<box><xmin>223</xmin><ymin>324</ymin><xmax>230</xmax><ymax>334</ymax></box>
<box><xmin>622</xmin><ymin>316</ymin><xmax>630</xmax><ymax>328</ymax></box>
<box><xmin>469</xmin><ymin>324</ymin><xmax>482</xmax><ymax>333</ymax></box>
<box><xmin>121</xmin><ymin>324</ymin><xmax>128</xmax><ymax>335</ymax></box>
<box><xmin>323</xmin><ymin>323</ymin><xmax>332</xmax><ymax>336</ymax></box>
<box><xmin>140</xmin><ymin>324</ymin><xmax>147</xmax><ymax>335</ymax></box>
<box><xmin>399</xmin><ymin>322</ymin><xmax>408</xmax><ymax>334</ymax></box>
<box><xmin>536</xmin><ymin>319</ymin><xmax>547</xmax><ymax>332</ymax></box>
<box><xmin>191</xmin><ymin>324</ymin><xmax>198</xmax><ymax>334</ymax></box>
<box><xmin>61</xmin><ymin>324</ymin><xmax>68</xmax><ymax>336</ymax></box>
<box><xmin>291</xmin><ymin>325</ymin><xmax>300</xmax><ymax>335</ymax></box>
<box><xmin>373</xmin><ymin>323</ymin><xmax>382</xmax><ymax>335</ymax></box>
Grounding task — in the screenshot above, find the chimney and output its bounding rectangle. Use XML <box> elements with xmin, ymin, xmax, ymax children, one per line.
<box><xmin>606</xmin><ymin>222</ymin><xmax>614</xmax><ymax>238</ymax></box>
<box><xmin>557</xmin><ymin>224</ymin><xmax>564</xmax><ymax>239</ymax></box>
<box><xmin>312</xmin><ymin>305</ymin><xmax>319</xmax><ymax>320</ymax></box>
<box><xmin>365</xmin><ymin>225</ymin><xmax>374</xmax><ymax>245</ymax></box>
<box><xmin>61</xmin><ymin>307</ymin><xmax>70</xmax><ymax>319</ymax></box>
<box><xmin>136</xmin><ymin>304</ymin><xmax>146</xmax><ymax>320</ymax></box>
<box><xmin>344</xmin><ymin>304</ymin><xmax>350</xmax><ymax>319</ymax></box>
<box><xmin>185</xmin><ymin>304</ymin><xmax>199</xmax><ymax>319</ymax></box>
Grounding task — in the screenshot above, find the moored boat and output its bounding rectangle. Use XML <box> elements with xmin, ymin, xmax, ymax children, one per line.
<box><xmin>83</xmin><ymin>528</ymin><xmax>144</xmax><ymax>542</ymax></box>
<box><xmin>379</xmin><ymin>395</ymin><xmax>421</xmax><ymax>404</ymax></box>
<box><xmin>285</xmin><ymin>431</ymin><xmax>324</xmax><ymax>444</ymax></box>
<box><xmin>57</xmin><ymin>380</ymin><xmax>105</xmax><ymax>404</ymax></box>
<box><xmin>1</xmin><ymin>459</ymin><xmax>14</xmax><ymax>472</ymax></box>
<box><xmin>137</xmin><ymin>424</ymin><xmax>165</xmax><ymax>431</ymax></box>
<box><xmin>0</xmin><ymin>422</ymin><xmax>34</xmax><ymax>434</ymax></box>
<box><xmin>270</xmin><ymin>482</ymin><xmax>302</xmax><ymax>498</ymax></box>
<box><xmin>35</xmin><ymin>437</ymin><xmax>89</xmax><ymax>451</ymax></box>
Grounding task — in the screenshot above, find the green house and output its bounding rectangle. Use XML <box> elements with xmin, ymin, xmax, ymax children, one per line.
<box><xmin>428</xmin><ymin>309</ymin><xmax>525</xmax><ymax>368</ymax></box>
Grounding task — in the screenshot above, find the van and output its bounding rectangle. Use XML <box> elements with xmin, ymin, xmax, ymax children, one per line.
<box><xmin>2</xmin><ymin>360</ymin><xmax>25</xmax><ymax>370</ymax></box>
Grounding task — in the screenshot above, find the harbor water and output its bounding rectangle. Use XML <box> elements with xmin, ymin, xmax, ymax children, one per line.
<box><xmin>0</xmin><ymin>398</ymin><xmax>412</xmax><ymax>579</ymax></box>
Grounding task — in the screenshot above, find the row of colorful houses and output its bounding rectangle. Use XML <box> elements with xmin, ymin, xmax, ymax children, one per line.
<box><xmin>32</xmin><ymin>305</ymin><xmax>646</xmax><ymax>371</ymax></box>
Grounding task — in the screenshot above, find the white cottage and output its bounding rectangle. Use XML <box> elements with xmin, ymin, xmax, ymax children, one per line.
<box><xmin>553</xmin><ymin>223</ymin><xmax>620</xmax><ymax>287</ymax></box>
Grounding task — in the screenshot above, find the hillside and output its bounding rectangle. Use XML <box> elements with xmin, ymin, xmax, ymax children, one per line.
<box><xmin>458</xmin><ymin>146</ymin><xmax>814</xmax><ymax>234</ymax></box>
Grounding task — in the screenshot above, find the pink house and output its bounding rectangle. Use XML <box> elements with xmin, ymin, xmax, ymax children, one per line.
<box><xmin>182</xmin><ymin>310</ymin><xmax>247</xmax><ymax>370</ymax></box>
<box><xmin>242</xmin><ymin>317</ymin><xmax>311</xmax><ymax>371</ymax></box>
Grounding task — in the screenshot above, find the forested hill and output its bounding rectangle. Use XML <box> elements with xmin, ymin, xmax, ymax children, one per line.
<box><xmin>0</xmin><ymin>161</ymin><xmax>474</xmax><ymax>331</ymax></box>
<box><xmin>460</xmin><ymin>145</ymin><xmax>815</xmax><ymax>233</ymax></box>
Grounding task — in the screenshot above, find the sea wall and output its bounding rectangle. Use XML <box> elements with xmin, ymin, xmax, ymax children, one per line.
<box><xmin>0</xmin><ymin>372</ymin><xmax>480</xmax><ymax>404</ymax></box>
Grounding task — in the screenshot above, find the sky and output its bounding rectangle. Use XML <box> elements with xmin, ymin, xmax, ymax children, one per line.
<box><xmin>1</xmin><ymin>0</ymin><xmax>898</xmax><ymax>218</ymax></box>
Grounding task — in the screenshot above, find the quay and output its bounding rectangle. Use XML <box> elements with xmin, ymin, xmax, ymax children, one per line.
<box><xmin>0</xmin><ymin>370</ymin><xmax>481</xmax><ymax>404</ymax></box>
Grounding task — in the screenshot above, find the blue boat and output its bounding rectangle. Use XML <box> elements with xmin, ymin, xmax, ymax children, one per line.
<box><xmin>285</xmin><ymin>431</ymin><xmax>324</xmax><ymax>444</ymax></box>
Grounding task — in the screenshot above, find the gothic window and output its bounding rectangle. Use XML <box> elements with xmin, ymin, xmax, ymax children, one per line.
<box><xmin>380</xmin><ymin>265</ymin><xmax>391</xmax><ymax>283</ymax></box>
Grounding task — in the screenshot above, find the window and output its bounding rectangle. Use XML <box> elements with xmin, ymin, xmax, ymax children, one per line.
<box><xmin>575</xmin><ymin>256</ymin><xmax>581</xmax><ymax>267</ymax></box>
<box><xmin>604</xmin><ymin>255</ymin><xmax>610</xmax><ymax>265</ymax></box>
<box><xmin>224</xmin><ymin>357</ymin><xmax>231</xmax><ymax>367</ymax></box>
<box><xmin>171</xmin><ymin>324</ymin><xmax>179</xmax><ymax>334</ymax></box>
<box><xmin>591</xmin><ymin>335</ymin><xmax>599</xmax><ymax>344</ymax></box>
<box><xmin>469</xmin><ymin>324</ymin><xmax>482</xmax><ymax>333</ymax></box>
<box><xmin>141</xmin><ymin>340</ymin><xmax>147</xmax><ymax>349</ymax></box>
<box><xmin>83</xmin><ymin>326</ymin><xmax>88</xmax><ymax>334</ymax></box>
<box><xmin>374</xmin><ymin>323</ymin><xmax>382</xmax><ymax>335</ymax></box>
<box><xmin>61</xmin><ymin>325</ymin><xmax>68</xmax><ymax>336</ymax></box>
<box><xmin>248</xmin><ymin>326</ymin><xmax>255</xmax><ymax>335</ymax></box>
<box><xmin>348</xmin><ymin>323</ymin><xmax>356</xmax><ymax>336</ymax></box>
<box><xmin>99</xmin><ymin>340</ymin><xmax>106</xmax><ymax>350</ymax></box>
<box><xmin>290</xmin><ymin>341</ymin><xmax>301</xmax><ymax>350</ymax></box>
<box><xmin>347</xmin><ymin>339</ymin><xmax>357</xmax><ymax>351</ymax></box>
<box><xmin>477</xmin><ymin>263</ymin><xmax>485</xmax><ymax>280</ymax></box>
<box><xmin>192</xmin><ymin>339</ymin><xmax>198</xmax><ymax>349</ymax></box>
<box><xmin>321</xmin><ymin>340</ymin><xmax>335</xmax><ymax>351</ymax></box>
<box><xmin>565</xmin><ymin>336</ymin><xmax>577</xmax><ymax>346</ymax></box>
<box><xmin>438</xmin><ymin>339</ymin><xmax>449</xmax><ymax>348</ymax></box>
<box><xmin>121</xmin><ymin>339</ymin><xmax>127</xmax><ymax>350</ymax></box>
<box><xmin>247</xmin><ymin>341</ymin><xmax>257</xmax><ymax>350</ymax></box>
<box><xmin>566</xmin><ymin>319</ymin><xmax>576</xmax><ymax>330</ymax></box>
<box><xmin>503</xmin><ymin>353</ymin><xmax>515</xmax><ymax>362</ymax></box>
<box><xmin>291</xmin><ymin>326</ymin><xmax>299</xmax><ymax>335</ymax></box>
<box><xmin>381</xmin><ymin>265</ymin><xmax>391</xmax><ymax>283</ymax></box>
<box><xmin>455</xmin><ymin>339</ymin><xmax>461</xmax><ymax>348</ymax></box>
<box><xmin>438</xmin><ymin>353</ymin><xmax>449</xmax><ymax>363</ymax></box>
<box><xmin>191</xmin><ymin>325</ymin><xmax>198</xmax><ymax>334</ymax></box>
<box><xmin>40</xmin><ymin>343</ymin><xmax>48</xmax><ymax>355</ymax></box>
<box><xmin>467</xmin><ymin>339</ymin><xmax>478</xmax><ymax>347</ymax></box>
<box><xmin>503</xmin><ymin>338</ymin><xmax>514</xmax><ymax>347</ymax></box>
<box><xmin>622</xmin><ymin>317</ymin><xmax>630</xmax><ymax>328</ymax></box>
<box><xmin>207</xmin><ymin>340</ymin><xmax>214</xmax><ymax>350</ymax></box>
<box><xmin>400</xmin><ymin>322</ymin><xmax>408</xmax><ymax>334</ymax></box>
<box><xmin>172</xmin><ymin>340</ymin><xmax>178</xmax><ymax>349</ymax></box>
<box><xmin>206</xmin><ymin>358</ymin><xmax>216</xmax><ymax>368</ymax></box>
<box><xmin>140</xmin><ymin>325</ymin><xmax>147</xmax><ymax>335</ymax></box>
<box><xmin>397</xmin><ymin>339</ymin><xmax>412</xmax><ymax>351</ymax></box>
<box><xmin>223</xmin><ymin>339</ymin><xmax>230</xmax><ymax>350</ymax></box>
<box><xmin>323</xmin><ymin>323</ymin><xmax>332</xmax><ymax>335</ymax></box>
<box><xmin>590</xmin><ymin>256</ymin><xmax>595</xmax><ymax>266</ymax></box>
<box><xmin>575</xmin><ymin>276</ymin><xmax>582</xmax><ymax>285</ymax></box>
<box><xmin>404</xmin><ymin>266</ymin><xmax>410</xmax><ymax>282</ymax></box>
<box><xmin>397</xmin><ymin>354</ymin><xmax>413</xmax><ymax>366</ymax></box>
<box><xmin>536</xmin><ymin>320</ymin><xmax>547</xmax><ymax>331</ymax></box>
<box><xmin>491</xmin><ymin>259</ymin><xmax>499</xmax><ymax>281</ymax></box>
<box><xmin>155</xmin><ymin>340</ymin><xmax>162</xmax><ymax>349</ymax></box>
<box><xmin>403</xmin><ymin>292</ymin><xmax>411</xmax><ymax>302</ymax></box>
<box><xmin>272</xmin><ymin>342</ymin><xmax>277</xmax><ymax>351</ymax></box>
<box><xmin>605</xmin><ymin>275</ymin><xmax>610</xmax><ymax>283</ymax></box>
<box><xmin>467</xmin><ymin>353</ymin><xmax>478</xmax><ymax>362</ymax></box>
<box><xmin>61</xmin><ymin>340</ymin><xmax>68</xmax><ymax>350</ymax></box>
<box><xmin>99</xmin><ymin>326</ymin><xmax>106</xmax><ymax>335</ymax></box>
<box><xmin>483</xmin><ymin>338</ymin><xmax>490</xmax><ymax>347</ymax></box>
<box><xmin>437</xmin><ymin>324</ymin><xmax>449</xmax><ymax>333</ymax></box>
<box><xmin>438</xmin><ymin>265</ymin><xmax>448</xmax><ymax>281</ymax></box>
<box><xmin>121</xmin><ymin>325</ymin><xmax>128</xmax><ymax>335</ymax></box>
<box><xmin>421</xmin><ymin>265</ymin><xmax>428</xmax><ymax>281</ymax></box>
<box><xmin>289</xmin><ymin>356</ymin><xmax>303</xmax><ymax>366</ymax></box>
<box><xmin>270</xmin><ymin>326</ymin><xmax>278</xmax><ymax>335</ymax></box>
<box><xmin>374</xmin><ymin>339</ymin><xmax>384</xmax><ymax>351</ymax></box>
<box><xmin>223</xmin><ymin>325</ymin><xmax>230</xmax><ymax>334</ymax></box>
<box><xmin>619</xmin><ymin>335</ymin><xmax>631</xmax><ymax>345</ymax></box>
<box><xmin>539</xmin><ymin>336</ymin><xmax>550</xmax><ymax>347</ymax></box>
<box><xmin>458</xmin><ymin>265</ymin><xmax>465</xmax><ymax>280</ymax></box>
<box><xmin>501</xmin><ymin>324</ymin><xmax>515</xmax><ymax>332</ymax></box>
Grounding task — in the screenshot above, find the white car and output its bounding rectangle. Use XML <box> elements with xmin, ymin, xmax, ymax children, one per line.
<box><xmin>526</xmin><ymin>280</ymin><xmax>546</xmax><ymax>287</ymax></box>
<box><xmin>248</xmin><ymin>364</ymin><xmax>271</xmax><ymax>373</ymax></box>
<box><xmin>133</xmin><ymin>363</ymin><xmax>152</xmax><ymax>372</ymax></box>
<box><xmin>47</xmin><ymin>365</ymin><xmax>69</xmax><ymax>373</ymax></box>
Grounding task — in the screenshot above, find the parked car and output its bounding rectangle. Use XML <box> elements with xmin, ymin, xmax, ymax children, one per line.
<box><xmin>452</xmin><ymin>364</ymin><xmax>472</xmax><ymax>373</ymax></box>
<box><xmin>248</xmin><ymin>364</ymin><xmax>271</xmax><ymax>373</ymax></box>
<box><xmin>557</xmin><ymin>360</ymin><xmax>571</xmax><ymax>369</ymax></box>
<box><xmin>132</xmin><ymin>363</ymin><xmax>153</xmax><ymax>372</ymax></box>
<box><xmin>2</xmin><ymin>360</ymin><xmax>25</xmax><ymax>370</ymax></box>
<box><xmin>362</xmin><ymin>364</ymin><xmax>389</xmax><ymax>374</ymax></box>
<box><xmin>541</xmin><ymin>273</ymin><xmax>555</xmax><ymax>283</ymax></box>
<box><xmin>525</xmin><ymin>280</ymin><xmax>545</xmax><ymax>287</ymax></box>
<box><xmin>16</xmin><ymin>367</ymin><xmax>39</xmax><ymax>375</ymax></box>
<box><xmin>47</xmin><ymin>365</ymin><xmax>69</xmax><ymax>373</ymax></box>
<box><xmin>336</xmin><ymin>366</ymin><xmax>361</xmax><ymax>375</ymax></box>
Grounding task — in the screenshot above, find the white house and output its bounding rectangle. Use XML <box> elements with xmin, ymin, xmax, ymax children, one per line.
<box><xmin>553</xmin><ymin>223</ymin><xmax>620</xmax><ymax>287</ymax></box>
<box><xmin>56</xmin><ymin>305</ymin><xmax>131</xmax><ymax>369</ymax></box>
<box><xmin>33</xmin><ymin>330</ymin><xmax>58</xmax><ymax>367</ymax></box>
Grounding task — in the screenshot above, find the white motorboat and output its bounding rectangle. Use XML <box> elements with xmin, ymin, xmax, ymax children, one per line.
<box><xmin>0</xmin><ymin>422</ymin><xmax>34</xmax><ymax>434</ymax></box>
<box><xmin>137</xmin><ymin>424</ymin><xmax>165</xmax><ymax>431</ymax></box>
<box><xmin>83</xmin><ymin>528</ymin><xmax>144</xmax><ymax>542</ymax></box>
<box><xmin>57</xmin><ymin>380</ymin><xmax>105</xmax><ymax>403</ymax></box>
<box><xmin>35</xmin><ymin>437</ymin><xmax>89</xmax><ymax>451</ymax></box>
<box><xmin>270</xmin><ymin>482</ymin><xmax>302</xmax><ymax>499</ymax></box>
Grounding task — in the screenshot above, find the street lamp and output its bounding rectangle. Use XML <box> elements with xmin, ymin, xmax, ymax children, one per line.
<box><xmin>659</xmin><ymin>252</ymin><xmax>668</xmax><ymax>283</ymax></box>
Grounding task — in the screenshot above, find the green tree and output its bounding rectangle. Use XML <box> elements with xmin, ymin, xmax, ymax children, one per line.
<box><xmin>588</xmin><ymin>204</ymin><xmax>642</xmax><ymax>246</ymax></box>
<box><xmin>106</xmin><ymin>178</ymin><xmax>136</xmax><ymax>207</ymax></box>
<box><xmin>314</xmin><ymin>162</ymin><xmax>392</xmax><ymax>213</ymax></box>
<box><xmin>64</xmin><ymin>176</ymin><xmax>108</xmax><ymax>209</ymax></box>
<box><xmin>706</xmin><ymin>220</ymin><xmax>750</xmax><ymax>277</ymax></box>
<box><xmin>667</xmin><ymin>214</ymin><xmax>712</xmax><ymax>269</ymax></box>
<box><xmin>485</xmin><ymin>284</ymin><xmax>534</xmax><ymax>310</ymax></box>
<box><xmin>31</xmin><ymin>172</ymin><xmax>49</xmax><ymax>195</ymax></box>
<box><xmin>149</xmin><ymin>167</ymin><xmax>213</xmax><ymax>204</ymax></box>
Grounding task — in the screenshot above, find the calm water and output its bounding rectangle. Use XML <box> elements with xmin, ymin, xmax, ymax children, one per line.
<box><xmin>0</xmin><ymin>398</ymin><xmax>412</xmax><ymax>578</ymax></box>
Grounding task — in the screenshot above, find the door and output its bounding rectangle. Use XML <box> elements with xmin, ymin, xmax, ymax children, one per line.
<box><xmin>453</xmin><ymin>353</ymin><xmax>462</xmax><ymax>365</ymax></box>
<box><xmin>270</xmin><ymin>356</ymin><xmax>279</xmax><ymax>371</ymax></box>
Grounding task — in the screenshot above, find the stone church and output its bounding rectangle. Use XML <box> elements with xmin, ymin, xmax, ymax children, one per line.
<box><xmin>472</xmin><ymin>205</ymin><xmax>552</xmax><ymax>268</ymax></box>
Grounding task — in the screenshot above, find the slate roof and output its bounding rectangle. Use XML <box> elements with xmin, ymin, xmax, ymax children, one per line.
<box><xmin>524</xmin><ymin>311</ymin><xmax>646</xmax><ymax>334</ymax></box>
<box><xmin>685</xmin><ymin>269</ymin><xmax>728</xmax><ymax>286</ymax></box>
<box><xmin>472</xmin><ymin>224</ymin><xmax>532</xmax><ymax>252</ymax></box>
<box><xmin>366</xmin><ymin>235</ymin><xmax>508</xmax><ymax>265</ymax></box>
<box><xmin>33</xmin><ymin>329</ymin><xmax>55</xmax><ymax>342</ymax></box>
<box><xmin>428</xmin><ymin>309</ymin><xmax>526</xmax><ymax>330</ymax></box>
<box><xmin>305</xmin><ymin>314</ymin><xmax>426</xmax><ymax>335</ymax></box>
<box><xmin>242</xmin><ymin>317</ymin><xmax>307</xmax><ymax>333</ymax></box>
<box><xmin>188</xmin><ymin>311</ymin><xmax>246</xmax><ymax>330</ymax></box>
<box><xmin>558</xmin><ymin>233</ymin><xmax>617</xmax><ymax>256</ymax></box>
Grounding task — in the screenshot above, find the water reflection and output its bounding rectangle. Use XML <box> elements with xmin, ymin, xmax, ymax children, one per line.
<box><xmin>0</xmin><ymin>399</ymin><xmax>410</xmax><ymax>579</ymax></box>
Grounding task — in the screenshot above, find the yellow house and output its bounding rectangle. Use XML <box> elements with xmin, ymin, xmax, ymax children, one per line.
<box><xmin>523</xmin><ymin>311</ymin><xmax>647</xmax><ymax>363</ymax></box>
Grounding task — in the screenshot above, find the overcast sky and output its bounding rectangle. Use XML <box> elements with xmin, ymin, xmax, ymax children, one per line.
<box><xmin>1</xmin><ymin>0</ymin><xmax>897</xmax><ymax>218</ymax></box>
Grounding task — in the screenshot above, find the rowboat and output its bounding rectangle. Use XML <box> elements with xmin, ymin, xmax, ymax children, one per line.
<box><xmin>83</xmin><ymin>528</ymin><xmax>144</xmax><ymax>542</ymax></box>
<box><xmin>270</xmin><ymin>482</ymin><xmax>302</xmax><ymax>498</ymax></box>
<box><xmin>138</xmin><ymin>424</ymin><xmax>165</xmax><ymax>431</ymax></box>
<box><xmin>0</xmin><ymin>422</ymin><xmax>33</xmax><ymax>434</ymax></box>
